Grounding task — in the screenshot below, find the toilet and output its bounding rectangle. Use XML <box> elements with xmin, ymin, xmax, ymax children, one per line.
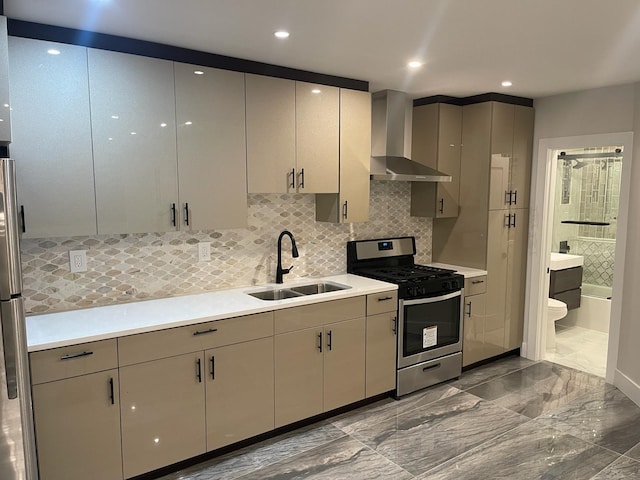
<box><xmin>547</xmin><ymin>298</ymin><xmax>568</xmax><ymax>349</ymax></box>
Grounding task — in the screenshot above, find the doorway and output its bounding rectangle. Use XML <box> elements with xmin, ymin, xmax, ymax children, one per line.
<box><xmin>523</xmin><ymin>132</ymin><xmax>633</xmax><ymax>384</ymax></box>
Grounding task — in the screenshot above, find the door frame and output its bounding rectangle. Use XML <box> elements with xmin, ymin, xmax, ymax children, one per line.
<box><xmin>522</xmin><ymin>132</ymin><xmax>633</xmax><ymax>384</ymax></box>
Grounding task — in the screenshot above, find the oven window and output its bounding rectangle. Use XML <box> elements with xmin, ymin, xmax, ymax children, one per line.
<box><xmin>402</xmin><ymin>296</ymin><xmax>461</xmax><ymax>357</ymax></box>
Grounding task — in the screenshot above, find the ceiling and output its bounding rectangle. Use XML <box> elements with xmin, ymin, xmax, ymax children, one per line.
<box><xmin>5</xmin><ymin>0</ymin><xmax>640</xmax><ymax>99</ymax></box>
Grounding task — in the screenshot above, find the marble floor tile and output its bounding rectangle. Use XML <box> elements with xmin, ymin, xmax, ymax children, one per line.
<box><xmin>331</xmin><ymin>383</ymin><xmax>461</xmax><ymax>435</ymax></box>
<box><xmin>538</xmin><ymin>385</ymin><xmax>640</xmax><ymax>455</ymax></box>
<box><xmin>627</xmin><ymin>444</ymin><xmax>640</xmax><ymax>462</ymax></box>
<box><xmin>349</xmin><ymin>391</ymin><xmax>528</xmax><ymax>476</ymax></box>
<box><xmin>416</xmin><ymin>421</ymin><xmax>620</xmax><ymax>480</ymax></box>
<box><xmin>467</xmin><ymin>361</ymin><xmax>605</xmax><ymax>418</ymax></box>
<box><xmin>234</xmin><ymin>436</ymin><xmax>413</xmax><ymax>480</ymax></box>
<box><xmin>156</xmin><ymin>422</ymin><xmax>346</xmax><ymax>480</ymax></box>
<box><xmin>592</xmin><ymin>456</ymin><xmax>640</xmax><ymax>480</ymax></box>
<box><xmin>546</xmin><ymin>325</ymin><xmax>609</xmax><ymax>378</ymax></box>
<box><xmin>449</xmin><ymin>354</ymin><xmax>536</xmax><ymax>391</ymax></box>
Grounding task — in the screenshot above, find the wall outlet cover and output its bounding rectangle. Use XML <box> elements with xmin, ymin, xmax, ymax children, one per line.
<box><xmin>69</xmin><ymin>250</ymin><xmax>88</xmax><ymax>273</ymax></box>
<box><xmin>198</xmin><ymin>242</ymin><xmax>211</xmax><ymax>262</ymax></box>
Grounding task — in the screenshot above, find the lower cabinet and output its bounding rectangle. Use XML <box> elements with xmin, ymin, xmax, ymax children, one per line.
<box><xmin>365</xmin><ymin>290</ymin><xmax>398</xmax><ymax>397</ymax></box>
<box><xmin>32</xmin><ymin>370</ymin><xmax>122</xmax><ymax>480</ymax></box>
<box><xmin>462</xmin><ymin>276</ymin><xmax>490</xmax><ymax>367</ymax></box>
<box><xmin>205</xmin><ymin>337</ymin><xmax>274</xmax><ymax>450</ymax></box>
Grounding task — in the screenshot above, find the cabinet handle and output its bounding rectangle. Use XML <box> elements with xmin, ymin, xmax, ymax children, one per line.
<box><xmin>210</xmin><ymin>356</ymin><xmax>215</xmax><ymax>380</ymax></box>
<box><xmin>108</xmin><ymin>377</ymin><xmax>115</xmax><ymax>405</ymax></box>
<box><xmin>299</xmin><ymin>168</ymin><xmax>305</xmax><ymax>189</ymax></box>
<box><xmin>20</xmin><ymin>205</ymin><xmax>26</xmax><ymax>233</ymax></box>
<box><xmin>196</xmin><ymin>358</ymin><xmax>202</xmax><ymax>383</ymax></box>
<box><xmin>327</xmin><ymin>330</ymin><xmax>332</xmax><ymax>351</ymax></box>
<box><xmin>513</xmin><ymin>190</ymin><xmax>518</xmax><ymax>206</ymax></box>
<box><xmin>471</xmin><ymin>279</ymin><xmax>485</xmax><ymax>285</ymax></box>
<box><xmin>170</xmin><ymin>203</ymin><xmax>176</xmax><ymax>227</ymax></box>
<box><xmin>193</xmin><ymin>328</ymin><xmax>218</xmax><ymax>336</ymax></box>
<box><xmin>377</xmin><ymin>296</ymin><xmax>393</xmax><ymax>302</ymax></box>
<box><xmin>505</xmin><ymin>191</ymin><xmax>511</xmax><ymax>206</ymax></box>
<box><xmin>505</xmin><ymin>213</ymin><xmax>512</xmax><ymax>228</ymax></box>
<box><xmin>60</xmin><ymin>351</ymin><xmax>94</xmax><ymax>361</ymax></box>
<box><xmin>289</xmin><ymin>168</ymin><xmax>295</xmax><ymax>189</ymax></box>
<box><xmin>342</xmin><ymin>201</ymin><xmax>348</xmax><ymax>219</ymax></box>
<box><xmin>423</xmin><ymin>363</ymin><xmax>441</xmax><ymax>372</ymax></box>
<box><xmin>184</xmin><ymin>203</ymin><xmax>190</xmax><ymax>226</ymax></box>
<box><xmin>439</xmin><ymin>198</ymin><xmax>444</xmax><ymax>214</ymax></box>
<box><xmin>392</xmin><ymin>316</ymin><xmax>397</xmax><ymax>335</ymax></box>
<box><xmin>511</xmin><ymin>213</ymin><xmax>517</xmax><ymax>228</ymax></box>
<box><xmin>317</xmin><ymin>331</ymin><xmax>323</xmax><ymax>353</ymax></box>
<box><xmin>466</xmin><ymin>301</ymin><xmax>472</xmax><ymax>317</ymax></box>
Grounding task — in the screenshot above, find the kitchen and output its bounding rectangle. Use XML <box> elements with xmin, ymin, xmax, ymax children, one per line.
<box><xmin>2</xmin><ymin>1</ymin><xmax>640</xmax><ymax>479</ymax></box>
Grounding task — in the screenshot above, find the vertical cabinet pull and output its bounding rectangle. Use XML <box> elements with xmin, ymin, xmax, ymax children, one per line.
<box><xmin>511</xmin><ymin>213</ymin><xmax>517</xmax><ymax>228</ymax></box>
<box><xmin>317</xmin><ymin>331</ymin><xmax>323</xmax><ymax>353</ymax></box>
<box><xmin>170</xmin><ymin>203</ymin><xmax>176</xmax><ymax>227</ymax></box>
<box><xmin>342</xmin><ymin>201</ymin><xmax>348</xmax><ymax>220</ymax></box>
<box><xmin>184</xmin><ymin>203</ymin><xmax>190</xmax><ymax>226</ymax></box>
<box><xmin>108</xmin><ymin>377</ymin><xmax>115</xmax><ymax>405</ymax></box>
<box><xmin>210</xmin><ymin>356</ymin><xmax>215</xmax><ymax>380</ymax></box>
<box><xmin>196</xmin><ymin>358</ymin><xmax>202</xmax><ymax>383</ymax></box>
<box><xmin>289</xmin><ymin>168</ymin><xmax>296</xmax><ymax>189</ymax></box>
<box><xmin>504</xmin><ymin>213</ymin><xmax>512</xmax><ymax>228</ymax></box>
<box><xmin>505</xmin><ymin>191</ymin><xmax>511</xmax><ymax>205</ymax></box>
<box><xmin>20</xmin><ymin>205</ymin><xmax>26</xmax><ymax>233</ymax></box>
<box><xmin>298</xmin><ymin>168</ymin><xmax>305</xmax><ymax>189</ymax></box>
<box><xmin>466</xmin><ymin>301</ymin><xmax>472</xmax><ymax>317</ymax></box>
<box><xmin>513</xmin><ymin>190</ymin><xmax>517</xmax><ymax>206</ymax></box>
<box><xmin>327</xmin><ymin>330</ymin><xmax>332</xmax><ymax>351</ymax></box>
<box><xmin>439</xmin><ymin>198</ymin><xmax>444</xmax><ymax>214</ymax></box>
<box><xmin>392</xmin><ymin>316</ymin><xmax>397</xmax><ymax>335</ymax></box>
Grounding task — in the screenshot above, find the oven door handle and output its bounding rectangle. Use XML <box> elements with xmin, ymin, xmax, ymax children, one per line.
<box><xmin>400</xmin><ymin>289</ymin><xmax>462</xmax><ymax>306</ymax></box>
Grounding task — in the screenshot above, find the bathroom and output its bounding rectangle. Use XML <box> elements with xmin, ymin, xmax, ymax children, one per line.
<box><xmin>545</xmin><ymin>145</ymin><xmax>623</xmax><ymax>377</ymax></box>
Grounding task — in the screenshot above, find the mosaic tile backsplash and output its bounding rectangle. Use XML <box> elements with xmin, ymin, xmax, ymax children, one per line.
<box><xmin>21</xmin><ymin>181</ymin><xmax>432</xmax><ymax>314</ymax></box>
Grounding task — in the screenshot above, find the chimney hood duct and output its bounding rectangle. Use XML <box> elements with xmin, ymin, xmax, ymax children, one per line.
<box><xmin>370</xmin><ymin>90</ymin><xmax>452</xmax><ymax>182</ymax></box>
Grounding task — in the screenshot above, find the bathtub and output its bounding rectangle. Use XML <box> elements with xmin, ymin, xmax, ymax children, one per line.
<box><xmin>557</xmin><ymin>283</ymin><xmax>611</xmax><ymax>333</ymax></box>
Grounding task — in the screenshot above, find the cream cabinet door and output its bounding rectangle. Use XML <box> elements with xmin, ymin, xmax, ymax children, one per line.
<box><xmin>505</xmin><ymin>209</ymin><xmax>529</xmax><ymax>350</ymax></box>
<box><xmin>205</xmin><ymin>337</ymin><xmax>274</xmax><ymax>451</ymax></box>
<box><xmin>119</xmin><ymin>352</ymin><xmax>206</xmax><ymax>478</ymax></box>
<box><xmin>32</xmin><ymin>370</ymin><xmax>122</xmax><ymax>480</ymax></box>
<box><xmin>9</xmin><ymin>38</ymin><xmax>97</xmax><ymax>237</ymax></box>
<box><xmin>174</xmin><ymin>63</ymin><xmax>247</xmax><ymax>230</ymax></box>
<box><xmin>274</xmin><ymin>327</ymin><xmax>323</xmax><ymax>427</ymax></box>
<box><xmin>462</xmin><ymin>294</ymin><xmax>487</xmax><ymax>367</ymax></box>
<box><xmin>323</xmin><ymin>317</ymin><xmax>366</xmax><ymax>411</ymax></box>
<box><xmin>0</xmin><ymin>18</ymin><xmax>10</xmax><ymax>142</ymax></box>
<box><xmin>435</xmin><ymin>104</ymin><xmax>462</xmax><ymax>218</ymax></box>
<box><xmin>510</xmin><ymin>106</ymin><xmax>534</xmax><ymax>210</ymax></box>
<box><xmin>246</xmin><ymin>74</ymin><xmax>295</xmax><ymax>193</ymax></box>
<box><xmin>88</xmin><ymin>49</ymin><xmax>178</xmax><ymax>234</ymax></box>
<box><xmin>365</xmin><ymin>312</ymin><xmax>397</xmax><ymax>397</ymax></box>
<box><xmin>484</xmin><ymin>210</ymin><xmax>509</xmax><ymax>357</ymax></box>
<box><xmin>295</xmin><ymin>82</ymin><xmax>339</xmax><ymax>193</ymax></box>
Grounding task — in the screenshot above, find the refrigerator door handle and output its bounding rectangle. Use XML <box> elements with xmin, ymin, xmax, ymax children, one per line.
<box><xmin>1</xmin><ymin>300</ymin><xmax>19</xmax><ymax>399</ymax></box>
<box><xmin>0</xmin><ymin>159</ymin><xmax>24</xmax><ymax>299</ymax></box>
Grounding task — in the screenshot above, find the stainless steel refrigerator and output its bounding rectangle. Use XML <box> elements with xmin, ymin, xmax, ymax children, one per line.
<box><xmin>0</xmin><ymin>158</ymin><xmax>38</xmax><ymax>479</ymax></box>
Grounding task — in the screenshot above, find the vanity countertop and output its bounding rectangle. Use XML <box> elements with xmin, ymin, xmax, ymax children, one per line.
<box><xmin>26</xmin><ymin>274</ymin><xmax>397</xmax><ymax>352</ymax></box>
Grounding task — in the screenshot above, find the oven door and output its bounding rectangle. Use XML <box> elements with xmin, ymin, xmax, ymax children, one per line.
<box><xmin>397</xmin><ymin>290</ymin><xmax>463</xmax><ymax>368</ymax></box>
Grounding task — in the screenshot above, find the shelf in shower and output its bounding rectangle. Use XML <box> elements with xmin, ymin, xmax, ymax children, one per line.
<box><xmin>561</xmin><ymin>220</ymin><xmax>610</xmax><ymax>226</ymax></box>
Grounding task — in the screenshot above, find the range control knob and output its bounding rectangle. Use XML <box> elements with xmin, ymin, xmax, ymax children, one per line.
<box><xmin>451</xmin><ymin>280</ymin><xmax>459</xmax><ymax>289</ymax></box>
<box><xmin>442</xmin><ymin>281</ymin><xmax>450</xmax><ymax>290</ymax></box>
<box><xmin>417</xmin><ymin>286</ymin><xmax>426</xmax><ymax>296</ymax></box>
<box><xmin>407</xmin><ymin>286</ymin><xmax>416</xmax><ymax>297</ymax></box>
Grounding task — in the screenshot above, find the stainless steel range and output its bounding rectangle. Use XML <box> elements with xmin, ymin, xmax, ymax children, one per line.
<box><xmin>347</xmin><ymin>236</ymin><xmax>464</xmax><ymax>397</ymax></box>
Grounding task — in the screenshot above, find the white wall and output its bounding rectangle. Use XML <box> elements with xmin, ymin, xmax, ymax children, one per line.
<box><xmin>531</xmin><ymin>82</ymin><xmax>640</xmax><ymax>404</ymax></box>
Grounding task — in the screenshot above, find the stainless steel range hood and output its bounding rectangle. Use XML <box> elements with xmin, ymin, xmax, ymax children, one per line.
<box><xmin>370</xmin><ymin>90</ymin><xmax>452</xmax><ymax>182</ymax></box>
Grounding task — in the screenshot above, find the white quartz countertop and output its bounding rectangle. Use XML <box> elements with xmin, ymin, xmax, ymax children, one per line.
<box><xmin>26</xmin><ymin>274</ymin><xmax>397</xmax><ymax>352</ymax></box>
<box><xmin>428</xmin><ymin>263</ymin><xmax>487</xmax><ymax>278</ymax></box>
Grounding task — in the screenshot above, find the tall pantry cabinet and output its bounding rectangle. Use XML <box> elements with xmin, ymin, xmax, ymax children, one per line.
<box><xmin>432</xmin><ymin>101</ymin><xmax>534</xmax><ymax>364</ymax></box>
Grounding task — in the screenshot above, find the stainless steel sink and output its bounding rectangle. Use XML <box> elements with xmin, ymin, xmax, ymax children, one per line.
<box><xmin>247</xmin><ymin>281</ymin><xmax>351</xmax><ymax>301</ymax></box>
<box><xmin>289</xmin><ymin>282</ymin><xmax>351</xmax><ymax>295</ymax></box>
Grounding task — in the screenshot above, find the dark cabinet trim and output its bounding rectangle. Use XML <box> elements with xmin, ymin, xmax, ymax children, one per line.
<box><xmin>414</xmin><ymin>92</ymin><xmax>533</xmax><ymax>108</ymax></box>
<box><xmin>7</xmin><ymin>18</ymin><xmax>369</xmax><ymax>92</ymax></box>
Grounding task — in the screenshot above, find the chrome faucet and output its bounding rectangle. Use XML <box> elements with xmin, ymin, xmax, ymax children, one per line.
<box><xmin>276</xmin><ymin>230</ymin><xmax>299</xmax><ymax>284</ymax></box>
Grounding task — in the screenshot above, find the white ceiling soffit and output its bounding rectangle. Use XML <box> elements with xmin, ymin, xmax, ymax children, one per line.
<box><xmin>5</xmin><ymin>0</ymin><xmax>640</xmax><ymax>99</ymax></box>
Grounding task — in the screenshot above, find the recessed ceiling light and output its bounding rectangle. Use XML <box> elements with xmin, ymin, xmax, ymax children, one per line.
<box><xmin>311</xmin><ymin>89</ymin><xmax>321</xmax><ymax>94</ymax></box>
<box><xmin>160</xmin><ymin>123</ymin><xmax>167</xmax><ymax>127</ymax></box>
<box><xmin>47</xmin><ymin>49</ymin><xmax>61</xmax><ymax>55</ymax></box>
<box><xmin>408</xmin><ymin>60</ymin><xmax>423</xmax><ymax>69</ymax></box>
<box><xmin>111</xmin><ymin>115</ymin><xmax>119</xmax><ymax>119</ymax></box>
<box><xmin>502</xmin><ymin>80</ymin><xmax>513</xmax><ymax>87</ymax></box>
<box><xmin>185</xmin><ymin>121</ymin><xmax>193</xmax><ymax>126</ymax></box>
<box><xmin>194</xmin><ymin>70</ymin><xmax>204</xmax><ymax>75</ymax></box>
<box><xmin>130</xmin><ymin>132</ymin><xmax>137</xmax><ymax>135</ymax></box>
<box><xmin>274</xmin><ymin>30</ymin><xmax>290</xmax><ymax>39</ymax></box>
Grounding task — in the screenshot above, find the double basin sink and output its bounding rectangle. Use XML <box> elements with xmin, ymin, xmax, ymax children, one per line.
<box><xmin>247</xmin><ymin>281</ymin><xmax>351</xmax><ymax>301</ymax></box>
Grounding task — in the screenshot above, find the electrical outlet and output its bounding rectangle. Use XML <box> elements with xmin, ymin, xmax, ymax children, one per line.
<box><xmin>69</xmin><ymin>250</ymin><xmax>87</xmax><ymax>273</ymax></box>
<box><xmin>198</xmin><ymin>242</ymin><xmax>211</xmax><ymax>262</ymax></box>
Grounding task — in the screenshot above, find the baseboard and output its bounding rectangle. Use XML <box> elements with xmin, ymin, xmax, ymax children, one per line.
<box><xmin>614</xmin><ymin>369</ymin><xmax>640</xmax><ymax>407</ymax></box>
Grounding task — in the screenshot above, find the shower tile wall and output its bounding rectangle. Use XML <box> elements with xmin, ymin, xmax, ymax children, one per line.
<box><xmin>572</xmin><ymin>239</ymin><xmax>615</xmax><ymax>288</ymax></box>
<box><xmin>577</xmin><ymin>159</ymin><xmax>621</xmax><ymax>239</ymax></box>
<box><xmin>21</xmin><ymin>181</ymin><xmax>432</xmax><ymax>314</ymax></box>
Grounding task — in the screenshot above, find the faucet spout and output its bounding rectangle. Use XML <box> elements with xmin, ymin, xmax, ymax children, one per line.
<box><xmin>276</xmin><ymin>230</ymin><xmax>299</xmax><ymax>284</ymax></box>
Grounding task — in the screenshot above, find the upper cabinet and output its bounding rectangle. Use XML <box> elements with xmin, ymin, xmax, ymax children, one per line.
<box><xmin>8</xmin><ymin>37</ymin><xmax>98</xmax><ymax>238</ymax></box>
<box><xmin>174</xmin><ymin>63</ymin><xmax>247</xmax><ymax>230</ymax></box>
<box><xmin>88</xmin><ymin>49</ymin><xmax>179</xmax><ymax>234</ymax></box>
<box><xmin>316</xmin><ymin>89</ymin><xmax>371</xmax><ymax>223</ymax></box>
<box><xmin>246</xmin><ymin>74</ymin><xmax>340</xmax><ymax>194</ymax></box>
<box><xmin>410</xmin><ymin>103</ymin><xmax>462</xmax><ymax>218</ymax></box>
<box><xmin>0</xmin><ymin>17</ymin><xmax>12</xmax><ymax>143</ymax></box>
